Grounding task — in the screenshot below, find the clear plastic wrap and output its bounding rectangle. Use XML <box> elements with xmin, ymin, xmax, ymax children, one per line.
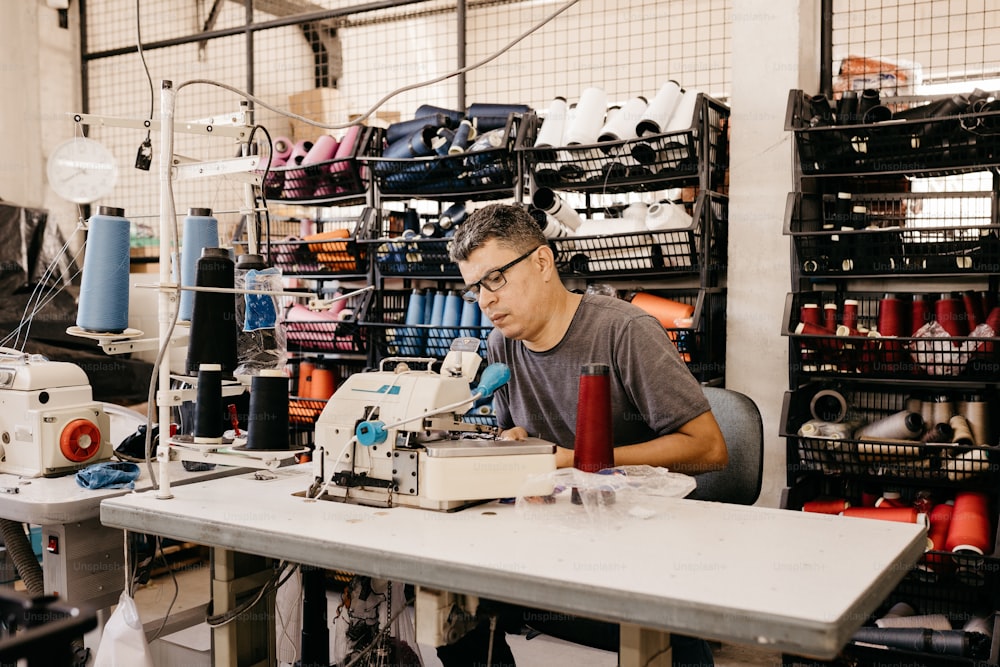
<box><xmin>234</xmin><ymin>266</ymin><xmax>287</xmax><ymax>376</ymax></box>
<box><xmin>515</xmin><ymin>465</ymin><xmax>696</xmax><ymax>530</ymax></box>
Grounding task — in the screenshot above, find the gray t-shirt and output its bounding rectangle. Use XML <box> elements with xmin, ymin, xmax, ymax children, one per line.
<box><xmin>488</xmin><ymin>293</ymin><xmax>710</xmax><ymax>449</ymax></box>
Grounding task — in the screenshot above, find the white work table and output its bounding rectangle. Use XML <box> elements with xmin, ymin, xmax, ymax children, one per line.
<box><xmin>0</xmin><ymin>461</ymin><xmax>247</xmax><ymax>613</ymax></box>
<box><xmin>100</xmin><ymin>465</ymin><xmax>928</xmax><ymax>660</ymax></box>
<box><xmin>0</xmin><ymin>462</ymin><xmax>243</xmax><ymax>525</ymax></box>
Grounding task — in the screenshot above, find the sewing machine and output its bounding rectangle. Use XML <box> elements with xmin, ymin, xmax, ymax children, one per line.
<box><xmin>311</xmin><ymin>337</ymin><xmax>556</xmax><ymax>510</ymax></box>
<box><xmin>0</xmin><ymin>352</ymin><xmax>112</xmax><ymax>477</ymax></box>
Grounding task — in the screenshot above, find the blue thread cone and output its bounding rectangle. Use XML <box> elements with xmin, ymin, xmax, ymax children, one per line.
<box><xmin>179</xmin><ymin>208</ymin><xmax>219</xmax><ymax>322</ymax></box>
<box><xmin>77</xmin><ymin>206</ymin><xmax>131</xmax><ymax>333</ymax></box>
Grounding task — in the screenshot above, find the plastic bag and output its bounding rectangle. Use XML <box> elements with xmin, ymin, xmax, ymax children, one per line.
<box><xmin>93</xmin><ymin>591</ymin><xmax>155</xmax><ymax>667</ymax></box>
<box><xmin>515</xmin><ymin>465</ymin><xmax>696</xmax><ymax>530</ymax></box>
<box><xmin>234</xmin><ymin>266</ymin><xmax>287</xmax><ymax>376</ymax></box>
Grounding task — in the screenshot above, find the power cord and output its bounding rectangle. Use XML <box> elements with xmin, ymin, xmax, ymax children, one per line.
<box><xmin>133</xmin><ymin>0</ymin><xmax>153</xmax><ymax>170</ymax></box>
<box><xmin>206</xmin><ymin>560</ymin><xmax>299</xmax><ymax>627</ymax></box>
<box><xmin>171</xmin><ymin>0</ymin><xmax>583</xmax><ymax>132</ymax></box>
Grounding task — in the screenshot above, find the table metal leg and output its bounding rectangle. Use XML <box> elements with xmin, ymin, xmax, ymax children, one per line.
<box><xmin>210</xmin><ymin>548</ymin><xmax>275</xmax><ymax>667</ymax></box>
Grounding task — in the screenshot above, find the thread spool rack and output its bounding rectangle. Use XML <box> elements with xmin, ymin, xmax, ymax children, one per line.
<box><xmin>782</xmin><ymin>86</ymin><xmax>1000</xmax><ymax>667</ymax></box>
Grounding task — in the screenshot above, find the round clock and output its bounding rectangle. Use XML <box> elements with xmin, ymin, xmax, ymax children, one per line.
<box><xmin>47</xmin><ymin>137</ymin><xmax>119</xmax><ymax>203</ymax></box>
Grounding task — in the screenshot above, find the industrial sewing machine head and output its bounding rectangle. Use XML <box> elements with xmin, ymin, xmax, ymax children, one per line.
<box><xmin>0</xmin><ymin>351</ymin><xmax>113</xmax><ymax>477</ymax></box>
<box><xmin>312</xmin><ymin>337</ymin><xmax>556</xmax><ymax>510</ymax></box>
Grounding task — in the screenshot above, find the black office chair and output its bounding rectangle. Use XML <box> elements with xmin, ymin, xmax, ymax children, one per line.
<box><xmin>688</xmin><ymin>386</ymin><xmax>765</xmax><ymax>506</ymax></box>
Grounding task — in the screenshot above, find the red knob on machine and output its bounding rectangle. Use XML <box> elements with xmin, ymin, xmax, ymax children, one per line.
<box><xmin>60</xmin><ymin>419</ymin><xmax>103</xmax><ymax>463</ymax></box>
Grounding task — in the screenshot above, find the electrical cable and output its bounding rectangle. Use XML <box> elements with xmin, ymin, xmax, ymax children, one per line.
<box><xmin>246</xmin><ymin>123</ymin><xmax>274</xmax><ymax>261</ymax></box>
<box><xmin>134</xmin><ymin>0</ymin><xmax>154</xmax><ymax>168</ymax></box>
<box><xmin>206</xmin><ymin>560</ymin><xmax>299</xmax><ymax>627</ymax></box>
<box><xmin>275</xmin><ymin>566</ymin><xmax>301</xmax><ymax>666</ymax></box>
<box><xmin>147</xmin><ymin>536</ymin><xmax>181</xmax><ymax>643</ymax></box>
<box><xmin>342</xmin><ymin>593</ymin><xmax>417</xmax><ymax>667</ymax></box>
<box><xmin>173</xmin><ymin>0</ymin><xmax>582</xmax><ymax>131</ymax></box>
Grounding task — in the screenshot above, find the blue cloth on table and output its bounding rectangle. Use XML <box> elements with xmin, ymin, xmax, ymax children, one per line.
<box><xmin>75</xmin><ymin>461</ymin><xmax>141</xmax><ymax>490</ymax></box>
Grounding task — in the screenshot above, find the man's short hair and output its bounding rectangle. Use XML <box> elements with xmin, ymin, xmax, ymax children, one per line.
<box><xmin>449</xmin><ymin>203</ymin><xmax>548</xmax><ymax>262</ymax></box>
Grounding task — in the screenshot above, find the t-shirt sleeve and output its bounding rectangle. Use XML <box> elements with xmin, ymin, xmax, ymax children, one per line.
<box><xmin>615</xmin><ymin>313</ymin><xmax>710</xmax><ymax>435</ymax></box>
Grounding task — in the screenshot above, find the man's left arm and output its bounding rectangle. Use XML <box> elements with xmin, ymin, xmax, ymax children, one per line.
<box><xmin>551</xmin><ymin>411</ymin><xmax>727</xmax><ymax>471</ymax></box>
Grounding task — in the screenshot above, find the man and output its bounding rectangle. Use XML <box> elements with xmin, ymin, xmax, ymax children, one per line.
<box><xmin>437</xmin><ymin>202</ymin><xmax>728</xmax><ymax>666</ymax></box>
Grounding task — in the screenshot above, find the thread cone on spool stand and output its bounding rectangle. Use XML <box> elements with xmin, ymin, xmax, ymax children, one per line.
<box><xmin>179</xmin><ymin>208</ymin><xmax>219</xmax><ymax>323</ymax></box>
<box><xmin>241</xmin><ymin>369</ymin><xmax>292</xmax><ymax>451</ymax></box>
<box><xmin>186</xmin><ymin>247</ymin><xmax>239</xmax><ymax>377</ymax></box>
<box><xmin>193</xmin><ymin>363</ymin><xmax>225</xmax><ymax>444</ymax></box>
<box><xmin>77</xmin><ymin>206</ymin><xmax>132</xmax><ymax>334</ymax></box>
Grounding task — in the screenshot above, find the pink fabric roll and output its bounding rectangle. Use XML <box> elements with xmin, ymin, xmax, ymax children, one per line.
<box><xmin>330</xmin><ymin>125</ymin><xmax>364</xmax><ymax>173</ymax></box>
<box><xmin>302</xmin><ymin>135</ymin><xmax>340</xmax><ymax>165</ymax></box>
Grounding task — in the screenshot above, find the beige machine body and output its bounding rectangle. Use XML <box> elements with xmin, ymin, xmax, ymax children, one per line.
<box><xmin>0</xmin><ymin>356</ymin><xmax>112</xmax><ymax>477</ymax></box>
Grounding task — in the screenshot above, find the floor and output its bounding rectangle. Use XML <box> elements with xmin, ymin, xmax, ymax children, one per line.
<box><xmin>107</xmin><ymin>560</ymin><xmax>785</xmax><ymax>667</ymax></box>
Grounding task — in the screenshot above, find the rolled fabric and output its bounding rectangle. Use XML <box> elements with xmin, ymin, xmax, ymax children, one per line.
<box><xmin>841</xmin><ymin>506</ymin><xmax>926</xmax><ymax>525</ymax></box>
<box><xmin>946</xmin><ymin>448</ymin><xmax>991</xmax><ymax>482</ymax></box>
<box><xmin>304</xmin><ymin>228</ymin><xmax>354</xmax><ymax>271</ymax></box>
<box><xmin>945</xmin><ymin>491</ymin><xmax>992</xmax><ymax>555</ymax></box>
<box><xmin>630</xmin><ymin>292</ymin><xmax>695</xmax><ymax>328</ymax></box>
<box><xmin>302</xmin><ymin>134</ymin><xmax>339</xmax><ymax>164</ymax></box>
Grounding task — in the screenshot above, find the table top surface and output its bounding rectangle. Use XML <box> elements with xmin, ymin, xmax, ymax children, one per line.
<box><xmin>100</xmin><ymin>465</ymin><xmax>928</xmax><ymax>659</ymax></box>
<box><xmin>0</xmin><ymin>461</ymin><xmax>245</xmax><ymax>525</ymax></box>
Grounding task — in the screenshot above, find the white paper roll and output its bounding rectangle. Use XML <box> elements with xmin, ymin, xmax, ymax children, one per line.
<box><xmin>665</xmin><ymin>88</ymin><xmax>702</xmax><ymax>133</ymax></box>
<box><xmin>645</xmin><ymin>200</ymin><xmax>692</xmax><ymax>230</ymax></box>
<box><xmin>621</xmin><ymin>202</ymin><xmax>649</xmax><ymax>231</ymax></box>
<box><xmin>564</xmin><ymin>87</ymin><xmax>608</xmax><ymax>145</ymax></box>
<box><xmin>534</xmin><ymin>97</ymin><xmax>569</xmax><ymax>148</ymax></box>
<box><xmin>532</xmin><ymin>187</ymin><xmax>582</xmax><ymax>231</ymax></box>
<box><xmin>637</xmin><ymin>81</ymin><xmax>682</xmax><ymax>136</ymax></box>
<box><xmin>537</xmin><ymin>214</ymin><xmax>574</xmax><ymax>240</ymax></box>
<box><xmin>599</xmin><ymin>96</ymin><xmax>648</xmax><ymax>144</ymax></box>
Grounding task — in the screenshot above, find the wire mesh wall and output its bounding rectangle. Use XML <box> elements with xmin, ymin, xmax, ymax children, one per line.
<box><xmin>78</xmin><ymin>0</ymin><xmax>732</xmax><ymax>247</ymax></box>
<box><xmin>828</xmin><ymin>0</ymin><xmax>1000</xmax><ymax>93</ymax></box>
<box><xmin>826</xmin><ymin>0</ymin><xmax>1000</xmax><ymax>193</ymax></box>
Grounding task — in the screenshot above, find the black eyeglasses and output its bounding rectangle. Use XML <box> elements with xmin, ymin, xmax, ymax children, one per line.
<box><xmin>461</xmin><ymin>246</ymin><xmax>542</xmax><ymax>303</ymax></box>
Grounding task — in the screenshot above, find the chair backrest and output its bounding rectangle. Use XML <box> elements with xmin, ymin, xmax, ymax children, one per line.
<box><xmin>687</xmin><ymin>386</ymin><xmax>764</xmax><ymax>505</ymax></box>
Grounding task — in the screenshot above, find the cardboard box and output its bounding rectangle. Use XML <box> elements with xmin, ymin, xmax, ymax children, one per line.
<box><xmin>289</xmin><ymin>87</ymin><xmax>342</xmax><ymax>143</ymax></box>
<box><xmin>348</xmin><ymin>110</ymin><xmax>402</xmax><ymax>129</ymax></box>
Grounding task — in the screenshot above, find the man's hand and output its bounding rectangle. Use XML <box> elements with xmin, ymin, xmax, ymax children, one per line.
<box><xmin>555</xmin><ymin>446</ymin><xmax>574</xmax><ymax>468</ymax></box>
<box><xmin>499</xmin><ymin>428</ymin><xmax>575</xmax><ymax>468</ymax></box>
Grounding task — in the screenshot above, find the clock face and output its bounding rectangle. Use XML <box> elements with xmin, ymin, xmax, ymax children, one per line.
<box><xmin>47</xmin><ymin>137</ymin><xmax>119</xmax><ymax>204</ymax></box>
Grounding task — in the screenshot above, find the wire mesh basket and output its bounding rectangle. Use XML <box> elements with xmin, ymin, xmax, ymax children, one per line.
<box><xmin>265</xmin><ymin>207</ymin><xmax>375</xmax><ymax>276</ymax></box>
<box><xmin>283</xmin><ymin>291</ymin><xmax>369</xmax><ymax>354</ymax></box>
<box><xmin>262</xmin><ymin>126</ymin><xmax>377</xmax><ymax>205</ymax></box>
<box><xmin>358</xmin><ymin>287</ymin><xmax>491</xmax><ymax>361</ymax></box>
<box><xmin>781</xmin><ymin>384</ymin><xmax>1000</xmax><ymax>488</ymax></box>
<box><xmin>287</xmin><ymin>358</ymin><xmax>369</xmax><ymax>427</ymax></box>
<box><xmin>518</xmin><ymin>93</ymin><xmax>730</xmax><ymax>194</ymax></box>
<box><xmin>783</xmin><ymin>291</ymin><xmax>1000</xmax><ymax>380</ymax></box>
<box><xmin>786</xmin><ymin>89</ymin><xmax>1000</xmax><ymax>177</ymax></box>
<box><xmin>547</xmin><ymin>192</ymin><xmax>727</xmax><ymax>278</ymax></box>
<box><xmin>785</xmin><ymin>191</ymin><xmax>1000</xmax><ymax>277</ymax></box>
<box><xmin>363</xmin><ymin>113</ymin><xmax>525</xmax><ymax>200</ymax></box>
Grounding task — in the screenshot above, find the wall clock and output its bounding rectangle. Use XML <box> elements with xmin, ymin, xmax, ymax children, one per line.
<box><xmin>47</xmin><ymin>137</ymin><xmax>119</xmax><ymax>203</ymax></box>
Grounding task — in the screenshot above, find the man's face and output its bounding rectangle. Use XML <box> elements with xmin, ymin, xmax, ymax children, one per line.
<box><xmin>458</xmin><ymin>239</ymin><xmax>542</xmax><ymax>342</ymax></box>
